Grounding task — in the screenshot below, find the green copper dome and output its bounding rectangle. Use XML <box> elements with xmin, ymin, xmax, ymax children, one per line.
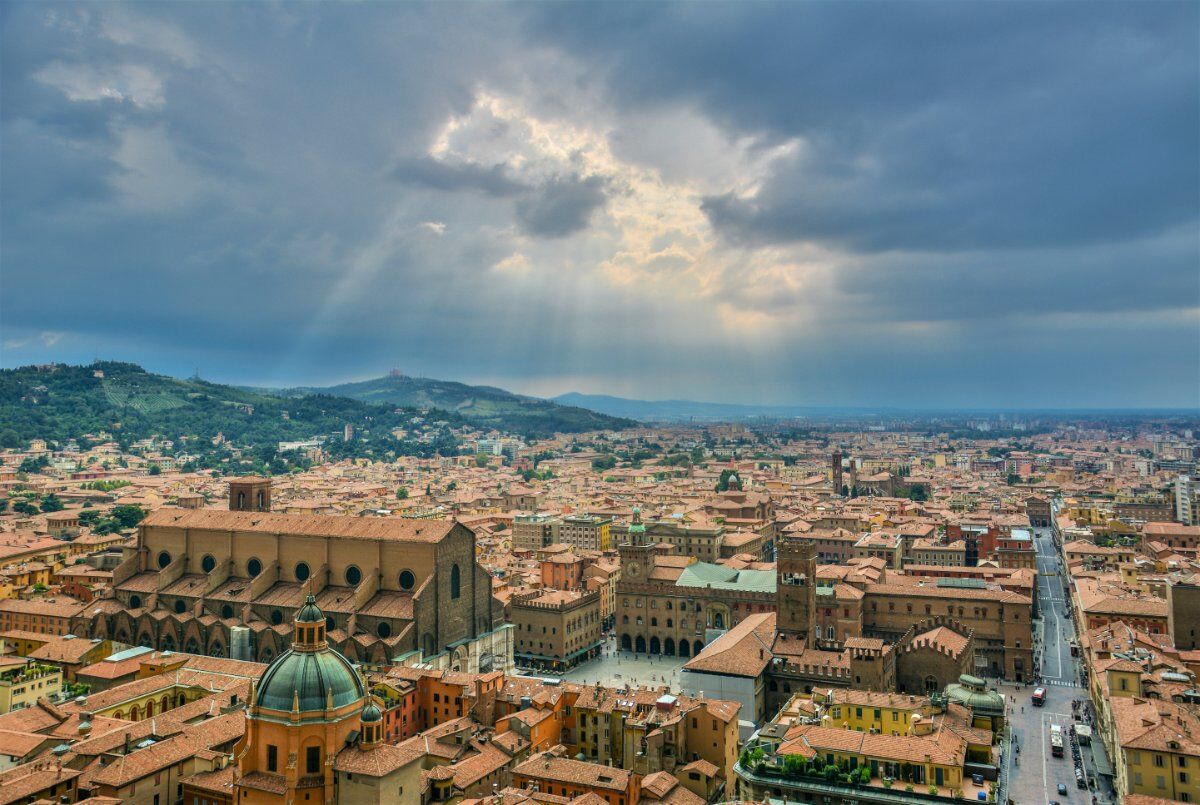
<box><xmin>257</xmin><ymin>647</ymin><xmax>365</xmax><ymax>712</ymax></box>
<box><xmin>944</xmin><ymin>674</ymin><xmax>1004</xmax><ymax>715</ymax></box>
<box><xmin>361</xmin><ymin>701</ymin><xmax>383</xmax><ymax>723</ymax></box>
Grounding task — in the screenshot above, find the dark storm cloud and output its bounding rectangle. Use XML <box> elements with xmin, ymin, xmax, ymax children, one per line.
<box><xmin>391</xmin><ymin>157</ymin><xmax>611</xmax><ymax>237</ymax></box>
<box><xmin>526</xmin><ymin>1</ymin><xmax>1199</xmax><ymax>252</ymax></box>
<box><xmin>514</xmin><ymin>174</ymin><xmax>609</xmax><ymax>238</ymax></box>
<box><xmin>390</xmin><ymin>156</ymin><xmax>525</xmax><ymax>197</ymax></box>
<box><xmin>1</xmin><ymin>1</ymin><xmax>1196</xmax><ymax>407</ymax></box>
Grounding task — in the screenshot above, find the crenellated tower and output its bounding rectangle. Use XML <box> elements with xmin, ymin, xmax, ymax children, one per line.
<box><xmin>776</xmin><ymin>537</ymin><xmax>817</xmax><ymax>642</ymax></box>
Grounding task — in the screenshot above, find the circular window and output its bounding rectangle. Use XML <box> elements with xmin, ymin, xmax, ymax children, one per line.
<box><xmin>295</xmin><ymin>562</ymin><xmax>310</xmax><ymax>582</ymax></box>
<box><xmin>174</xmin><ymin>600</ymin><xmax>186</xmax><ymax>614</ymax></box>
<box><xmin>270</xmin><ymin>609</ymin><xmax>283</xmax><ymax>625</ymax></box>
<box><xmin>201</xmin><ymin>555</ymin><xmax>216</xmax><ymax>573</ymax></box>
<box><xmin>377</xmin><ymin>622</ymin><xmax>392</xmax><ymax>638</ymax></box>
<box><xmin>398</xmin><ymin>570</ymin><xmax>416</xmax><ymax>590</ymax></box>
<box><xmin>345</xmin><ymin>565</ymin><xmax>362</xmax><ymax>586</ymax></box>
<box><xmin>221</xmin><ymin>604</ymin><xmax>234</xmax><ymax>620</ymax></box>
<box><xmin>157</xmin><ymin>551</ymin><xmax>171</xmax><ymax>570</ymax></box>
<box><xmin>247</xmin><ymin>558</ymin><xmax>262</xmax><ymax>578</ymax></box>
<box><xmin>129</xmin><ymin>595</ymin><xmax>142</xmax><ymax>609</ymax></box>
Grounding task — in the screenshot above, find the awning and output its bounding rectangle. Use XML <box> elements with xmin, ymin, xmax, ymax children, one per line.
<box><xmin>1089</xmin><ymin>742</ymin><xmax>1115</xmax><ymax>777</ymax></box>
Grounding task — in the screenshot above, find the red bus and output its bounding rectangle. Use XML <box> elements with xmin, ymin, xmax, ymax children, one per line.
<box><xmin>1032</xmin><ymin>687</ymin><xmax>1047</xmax><ymax>707</ymax></box>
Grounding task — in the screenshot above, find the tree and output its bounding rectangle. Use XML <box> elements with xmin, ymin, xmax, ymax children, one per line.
<box><xmin>396</xmin><ymin>487</ymin><xmax>409</xmax><ymax>499</ymax></box>
<box><xmin>18</xmin><ymin>455</ymin><xmax>49</xmax><ymax>474</ymax></box>
<box><xmin>446</xmin><ymin>481</ymin><xmax>457</xmax><ymax>492</ymax></box>
<box><xmin>1006</xmin><ymin>472</ymin><xmax>1020</xmax><ymax>486</ymax></box>
<box><xmin>12</xmin><ymin>500</ymin><xmax>39</xmax><ymax>515</ymax></box>
<box><xmin>0</xmin><ymin>429</ymin><xmax>20</xmax><ymax>449</ymax></box>
<box><xmin>110</xmin><ymin>505</ymin><xmax>147</xmax><ymax>529</ymax></box>
<box><xmin>592</xmin><ymin>455</ymin><xmax>617</xmax><ymax>471</ymax></box>
<box><xmin>148</xmin><ymin>464</ymin><xmax>162</xmax><ymax>475</ymax></box>
<box><xmin>39</xmin><ymin>493</ymin><xmax>64</xmax><ymax>513</ymax></box>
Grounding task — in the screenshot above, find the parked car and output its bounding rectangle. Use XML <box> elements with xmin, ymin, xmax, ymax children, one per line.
<box><xmin>1058</xmin><ymin>783</ymin><xmax>1068</xmax><ymax>795</ymax></box>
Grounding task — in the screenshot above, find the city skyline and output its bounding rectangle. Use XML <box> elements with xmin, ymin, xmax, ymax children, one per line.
<box><xmin>2</xmin><ymin>1</ymin><xmax>1198</xmax><ymax>408</ymax></box>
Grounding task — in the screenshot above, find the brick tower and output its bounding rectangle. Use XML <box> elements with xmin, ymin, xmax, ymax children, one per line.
<box><xmin>776</xmin><ymin>537</ymin><xmax>817</xmax><ymax>642</ymax></box>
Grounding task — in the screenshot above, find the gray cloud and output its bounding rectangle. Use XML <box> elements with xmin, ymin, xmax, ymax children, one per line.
<box><xmin>514</xmin><ymin>174</ymin><xmax>609</xmax><ymax>238</ymax></box>
<box><xmin>391</xmin><ymin>157</ymin><xmax>610</xmax><ymax>238</ymax></box>
<box><xmin>390</xmin><ymin>156</ymin><xmax>525</xmax><ymax>197</ymax></box>
<box><xmin>528</xmin><ymin>2</ymin><xmax>1199</xmax><ymax>253</ymax></box>
<box><xmin>1</xmin><ymin>2</ymin><xmax>1196</xmax><ymax>407</ymax></box>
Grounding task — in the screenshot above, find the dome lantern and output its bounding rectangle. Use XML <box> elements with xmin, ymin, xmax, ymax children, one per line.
<box><xmin>294</xmin><ymin>594</ymin><xmax>327</xmax><ymax>650</ymax></box>
<box><xmin>359</xmin><ymin>699</ymin><xmax>384</xmax><ymax>749</ymax></box>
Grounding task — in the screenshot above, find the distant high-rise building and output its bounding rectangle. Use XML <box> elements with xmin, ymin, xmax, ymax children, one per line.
<box><xmin>832</xmin><ymin>450</ymin><xmax>844</xmax><ymax>496</ymax></box>
<box><xmin>343</xmin><ymin>423</ymin><xmax>354</xmax><ymax>442</ymax></box>
<box><xmin>1177</xmin><ymin>476</ymin><xmax>1196</xmax><ymax>526</ymax></box>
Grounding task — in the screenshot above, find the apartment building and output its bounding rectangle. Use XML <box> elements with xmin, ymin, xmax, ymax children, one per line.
<box><xmin>551</xmin><ymin>515</ymin><xmax>613</xmax><ymax>552</ymax></box>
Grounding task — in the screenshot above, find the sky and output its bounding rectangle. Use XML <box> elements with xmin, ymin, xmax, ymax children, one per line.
<box><xmin>2</xmin><ymin>1</ymin><xmax>1198</xmax><ymax>408</ymax></box>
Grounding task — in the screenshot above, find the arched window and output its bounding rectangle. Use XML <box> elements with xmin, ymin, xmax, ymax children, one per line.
<box><xmin>221</xmin><ymin>604</ymin><xmax>234</xmax><ymax>620</ymax></box>
<box><xmin>201</xmin><ymin>555</ymin><xmax>216</xmax><ymax>573</ymax></box>
<box><xmin>174</xmin><ymin>600</ymin><xmax>186</xmax><ymax>614</ymax></box>
<box><xmin>129</xmin><ymin>595</ymin><xmax>142</xmax><ymax>609</ymax></box>
<box><xmin>247</xmin><ymin>558</ymin><xmax>262</xmax><ymax>578</ymax></box>
<box><xmin>450</xmin><ymin>564</ymin><xmax>461</xmax><ymax>599</ymax></box>
<box><xmin>345</xmin><ymin>565</ymin><xmax>362</xmax><ymax>586</ymax></box>
<box><xmin>295</xmin><ymin>562</ymin><xmax>310</xmax><ymax>582</ymax></box>
<box><xmin>399</xmin><ymin>570</ymin><xmax>416</xmax><ymax>590</ymax></box>
<box><xmin>157</xmin><ymin>551</ymin><xmax>171</xmax><ymax>570</ymax></box>
<box><xmin>270</xmin><ymin>609</ymin><xmax>283</xmax><ymax>625</ymax></box>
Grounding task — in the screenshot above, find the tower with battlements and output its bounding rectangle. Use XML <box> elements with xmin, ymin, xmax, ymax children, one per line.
<box><xmin>776</xmin><ymin>538</ymin><xmax>817</xmax><ymax>641</ymax></box>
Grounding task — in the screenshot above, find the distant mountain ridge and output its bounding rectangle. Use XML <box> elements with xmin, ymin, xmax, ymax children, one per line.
<box><xmin>278</xmin><ymin>373</ymin><xmax>635</xmax><ymax>437</ymax></box>
<box><xmin>551</xmin><ymin>392</ymin><xmax>824</xmax><ymax>422</ymax></box>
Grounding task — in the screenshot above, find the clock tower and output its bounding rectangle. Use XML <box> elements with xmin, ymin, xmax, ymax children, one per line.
<box><xmin>619</xmin><ymin>507</ymin><xmax>653</xmax><ymax>583</ymax></box>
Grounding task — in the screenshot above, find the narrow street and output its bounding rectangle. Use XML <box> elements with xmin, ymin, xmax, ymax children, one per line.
<box><xmin>1001</xmin><ymin>526</ymin><xmax>1114</xmax><ymax>805</ymax></box>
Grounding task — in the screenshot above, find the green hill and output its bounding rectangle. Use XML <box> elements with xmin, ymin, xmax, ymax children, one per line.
<box><xmin>0</xmin><ymin>362</ymin><xmax>460</xmax><ymax>456</ymax></box>
<box><xmin>285</xmin><ymin>373</ymin><xmax>635</xmax><ymax>437</ymax></box>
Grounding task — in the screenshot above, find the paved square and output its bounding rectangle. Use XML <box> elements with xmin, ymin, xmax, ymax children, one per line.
<box><xmin>516</xmin><ymin>635</ymin><xmax>689</xmax><ymax>690</ymax></box>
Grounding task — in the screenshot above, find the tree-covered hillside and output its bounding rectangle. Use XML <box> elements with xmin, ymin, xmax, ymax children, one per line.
<box><xmin>0</xmin><ymin>362</ymin><xmax>461</xmax><ymax>458</ymax></box>
<box><xmin>280</xmin><ymin>372</ymin><xmax>635</xmax><ymax>438</ymax></box>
